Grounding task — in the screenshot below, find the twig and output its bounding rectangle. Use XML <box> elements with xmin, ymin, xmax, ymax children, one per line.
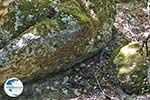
<box><xmin>94</xmin><ymin>74</ymin><xmax>120</xmax><ymax>100</ymax></box>
<box><xmin>94</xmin><ymin>48</ymin><xmax>119</xmax><ymax>100</ymax></box>
<box><xmin>94</xmin><ymin>75</ymin><xmax>105</xmax><ymax>94</ymax></box>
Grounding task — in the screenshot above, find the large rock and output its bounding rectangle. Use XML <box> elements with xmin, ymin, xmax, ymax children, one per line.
<box><xmin>113</xmin><ymin>0</ymin><xmax>150</xmax><ymax>94</ymax></box>
<box><xmin>0</xmin><ymin>0</ymin><xmax>115</xmax><ymax>85</ymax></box>
<box><xmin>113</xmin><ymin>42</ymin><xmax>149</xmax><ymax>94</ymax></box>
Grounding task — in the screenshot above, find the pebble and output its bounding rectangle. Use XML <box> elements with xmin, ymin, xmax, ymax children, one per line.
<box><xmin>78</xmin><ymin>76</ymin><xmax>82</xmax><ymax>80</ymax></box>
<box><xmin>83</xmin><ymin>89</ymin><xmax>87</xmax><ymax>93</ymax></box>
<box><xmin>75</xmin><ymin>68</ymin><xmax>80</xmax><ymax>71</ymax></box>
<box><xmin>87</xmin><ymin>64</ymin><xmax>91</xmax><ymax>68</ymax></box>
<box><xmin>80</xmin><ymin>63</ymin><xmax>86</xmax><ymax>68</ymax></box>
<box><xmin>97</xmin><ymin>35</ymin><xmax>101</xmax><ymax>40</ymax></box>
<box><xmin>93</xmin><ymin>86</ymin><xmax>97</xmax><ymax>89</ymax></box>
<box><xmin>50</xmin><ymin>86</ymin><xmax>56</xmax><ymax>91</ymax></box>
<box><xmin>62</xmin><ymin>88</ymin><xmax>68</xmax><ymax>95</ymax></box>
<box><xmin>35</xmin><ymin>88</ymin><xmax>41</xmax><ymax>94</ymax></box>
<box><xmin>46</xmin><ymin>86</ymin><xmax>50</xmax><ymax>90</ymax></box>
<box><xmin>62</xmin><ymin>76</ymin><xmax>69</xmax><ymax>84</ymax></box>
<box><xmin>54</xmin><ymin>81</ymin><xmax>59</xmax><ymax>85</ymax></box>
<box><xmin>74</xmin><ymin>89</ymin><xmax>80</xmax><ymax>96</ymax></box>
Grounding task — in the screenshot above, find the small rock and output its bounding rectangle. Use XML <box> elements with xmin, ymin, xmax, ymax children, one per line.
<box><xmin>75</xmin><ymin>68</ymin><xmax>80</xmax><ymax>71</ymax></box>
<box><xmin>74</xmin><ymin>89</ymin><xmax>80</xmax><ymax>96</ymax></box>
<box><xmin>46</xmin><ymin>86</ymin><xmax>50</xmax><ymax>90</ymax></box>
<box><xmin>87</xmin><ymin>64</ymin><xmax>91</xmax><ymax>67</ymax></box>
<box><xmin>80</xmin><ymin>63</ymin><xmax>86</xmax><ymax>67</ymax></box>
<box><xmin>83</xmin><ymin>89</ymin><xmax>87</xmax><ymax>93</ymax></box>
<box><xmin>50</xmin><ymin>86</ymin><xmax>56</xmax><ymax>91</ymax></box>
<box><xmin>62</xmin><ymin>88</ymin><xmax>68</xmax><ymax>95</ymax></box>
<box><xmin>54</xmin><ymin>81</ymin><xmax>59</xmax><ymax>85</ymax></box>
<box><xmin>62</xmin><ymin>76</ymin><xmax>69</xmax><ymax>84</ymax></box>
<box><xmin>35</xmin><ymin>88</ymin><xmax>41</xmax><ymax>94</ymax></box>
<box><xmin>93</xmin><ymin>86</ymin><xmax>97</xmax><ymax>89</ymax></box>
<box><xmin>78</xmin><ymin>76</ymin><xmax>82</xmax><ymax>80</ymax></box>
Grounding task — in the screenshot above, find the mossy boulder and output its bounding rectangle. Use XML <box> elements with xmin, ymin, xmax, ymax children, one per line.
<box><xmin>113</xmin><ymin>42</ymin><xmax>149</xmax><ymax>94</ymax></box>
<box><xmin>0</xmin><ymin>0</ymin><xmax>115</xmax><ymax>85</ymax></box>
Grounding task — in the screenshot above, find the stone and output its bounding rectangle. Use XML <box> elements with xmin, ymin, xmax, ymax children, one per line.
<box><xmin>0</xmin><ymin>0</ymin><xmax>115</xmax><ymax>85</ymax></box>
<box><xmin>113</xmin><ymin>42</ymin><xmax>149</xmax><ymax>94</ymax></box>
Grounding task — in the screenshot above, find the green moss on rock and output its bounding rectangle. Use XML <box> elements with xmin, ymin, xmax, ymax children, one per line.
<box><xmin>113</xmin><ymin>42</ymin><xmax>149</xmax><ymax>94</ymax></box>
<box><xmin>0</xmin><ymin>0</ymin><xmax>115</xmax><ymax>86</ymax></box>
<box><xmin>60</xmin><ymin>0</ymin><xmax>91</xmax><ymax>25</ymax></box>
<box><xmin>0</xmin><ymin>11</ymin><xmax>93</xmax><ymax>85</ymax></box>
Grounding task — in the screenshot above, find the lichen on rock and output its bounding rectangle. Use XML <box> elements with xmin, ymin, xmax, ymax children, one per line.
<box><xmin>113</xmin><ymin>42</ymin><xmax>149</xmax><ymax>94</ymax></box>
<box><xmin>0</xmin><ymin>0</ymin><xmax>115</xmax><ymax>86</ymax></box>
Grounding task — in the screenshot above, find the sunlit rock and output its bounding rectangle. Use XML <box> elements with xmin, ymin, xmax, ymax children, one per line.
<box><xmin>113</xmin><ymin>42</ymin><xmax>149</xmax><ymax>94</ymax></box>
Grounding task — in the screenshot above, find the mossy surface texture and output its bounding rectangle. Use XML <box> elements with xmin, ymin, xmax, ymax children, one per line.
<box><xmin>113</xmin><ymin>42</ymin><xmax>149</xmax><ymax>94</ymax></box>
<box><xmin>0</xmin><ymin>0</ymin><xmax>115</xmax><ymax>85</ymax></box>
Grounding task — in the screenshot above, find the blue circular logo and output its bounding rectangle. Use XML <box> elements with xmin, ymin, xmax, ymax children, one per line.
<box><xmin>4</xmin><ymin>77</ymin><xmax>23</xmax><ymax>97</ymax></box>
